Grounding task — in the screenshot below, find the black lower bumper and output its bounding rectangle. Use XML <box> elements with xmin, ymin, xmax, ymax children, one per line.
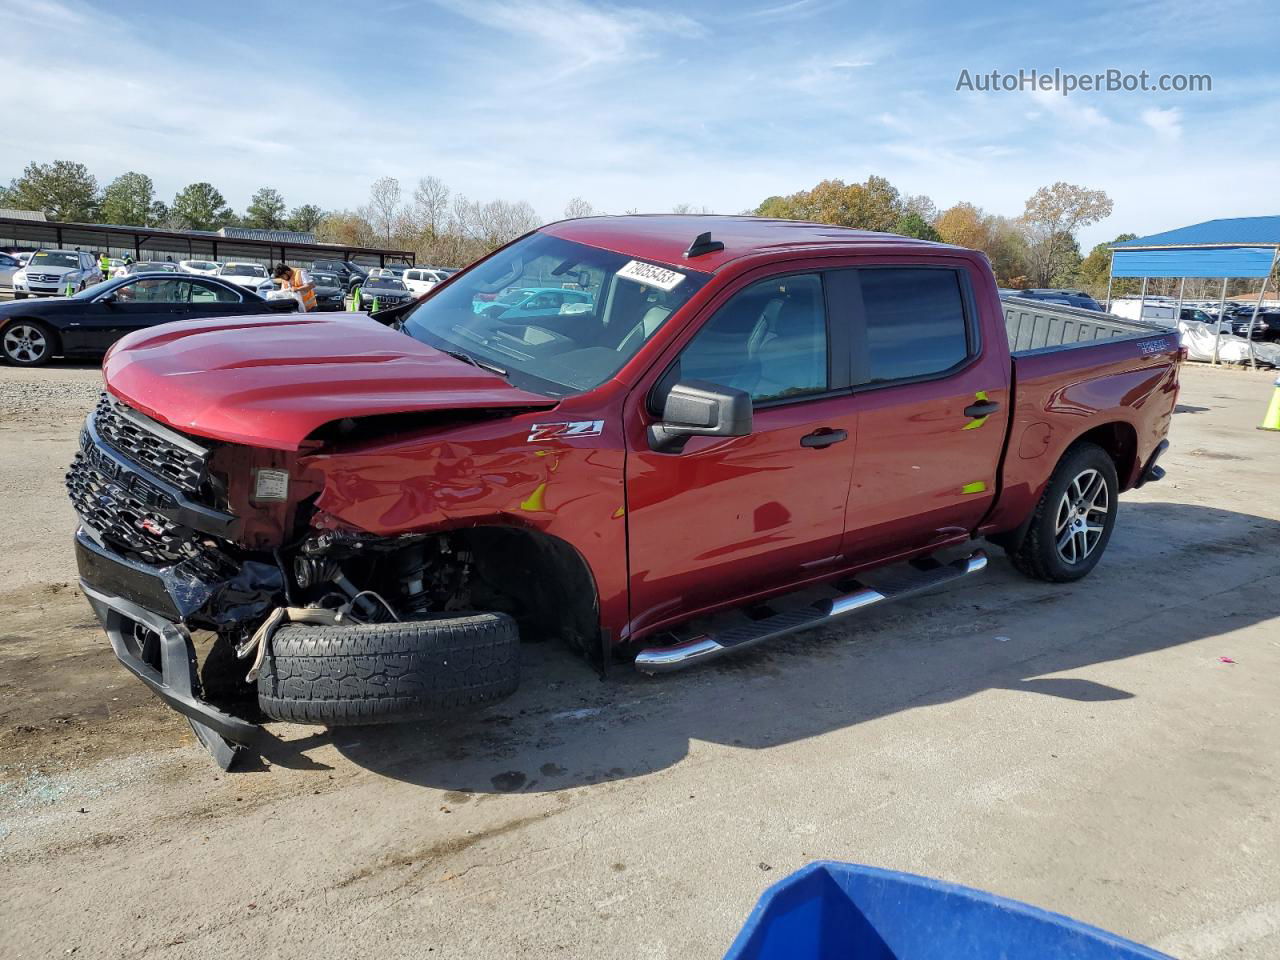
<box><xmin>75</xmin><ymin>529</ymin><xmax>261</xmax><ymax>768</ymax></box>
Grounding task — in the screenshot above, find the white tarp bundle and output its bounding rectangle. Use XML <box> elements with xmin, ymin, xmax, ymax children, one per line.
<box><xmin>1177</xmin><ymin>320</ymin><xmax>1280</xmax><ymax>367</ymax></box>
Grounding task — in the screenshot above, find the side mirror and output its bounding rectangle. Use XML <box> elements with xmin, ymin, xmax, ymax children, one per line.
<box><xmin>648</xmin><ymin>379</ymin><xmax>752</xmax><ymax>453</ymax></box>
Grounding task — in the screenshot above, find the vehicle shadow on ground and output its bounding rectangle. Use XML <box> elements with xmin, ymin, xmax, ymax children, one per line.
<box><xmin>259</xmin><ymin>502</ymin><xmax>1279</xmax><ymax>792</ymax></box>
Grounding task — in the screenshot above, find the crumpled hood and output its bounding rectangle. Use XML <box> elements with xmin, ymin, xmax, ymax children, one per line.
<box><xmin>103</xmin><ymin>313</ymin><xmax>555</xmax><ymax>450</ymax></box>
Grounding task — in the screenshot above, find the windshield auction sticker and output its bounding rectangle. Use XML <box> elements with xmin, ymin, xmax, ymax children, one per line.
<box><xmin>617</xmin><ymin>260</ymin><xmax>685</xmax><ymax>292</ymax></box>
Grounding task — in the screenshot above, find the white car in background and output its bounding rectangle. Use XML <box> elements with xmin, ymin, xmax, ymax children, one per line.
<box><xmin>218</xmin><ymin>262</ymin><xmax>275</xmax><ymax>298</ymax></box>
<box><xmin>180</xmin><ymin>259</ymin><xmax>221</xmax><ymax>277</ymax></box>
<box><xmin>0</xmin><ymin>251</ymin><xmax>21</xmax><ymax>290</ymax></box>
<box><xmin>11</xmin><ymin>249</ymin><xmax>103</xmax><ymax>298</ymax></box>
<box><xmin>403</xmin><ymin>267</ymin><xmax>447</xmax><ymax>296</ymax></box>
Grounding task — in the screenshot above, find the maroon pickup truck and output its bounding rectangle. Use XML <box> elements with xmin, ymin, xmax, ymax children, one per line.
<box><xmin>67</xmin><ymin>216</ymin><xmax>1181</xmax><ymax>767</ymax></box>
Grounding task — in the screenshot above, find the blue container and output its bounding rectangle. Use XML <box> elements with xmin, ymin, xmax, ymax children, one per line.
<box><xmin>725</xmin><ymin>862</ymin><xmax>1172</xmax><ymax>959</ymax></box>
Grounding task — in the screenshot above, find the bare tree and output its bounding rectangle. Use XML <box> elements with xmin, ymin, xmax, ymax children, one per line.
<box><xmin>412</xmin><ymin>176</ymin><xmax>450</xmax><ymax>241</ymax></box>
<box><xmin>563</xmin><ymin>196</ymin><xmax>595</xmax><ymax>219</ymax></box>
<box><xmin>1021</xmin><ymin>182</ymin><xmax>1113</xmax><ymax>287</ymax></box>
<box><xmin>672</xmin><ymin>202</ymin><xmax>713</xmax><ymax>215</ymax></box>
<box><xmin>362</xmin><ymin>176</ymin><xmax>402</xmax><ymax>243</ymax></box>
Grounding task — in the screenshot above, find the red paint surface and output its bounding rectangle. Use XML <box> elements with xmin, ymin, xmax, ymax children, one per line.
<box><xmin>103</xmin><ymin>313</ymin><xmax>553</xmax><ymax>449</ymax></box>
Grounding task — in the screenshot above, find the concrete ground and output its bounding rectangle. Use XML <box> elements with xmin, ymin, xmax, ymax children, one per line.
<box><xmin>1</xmin><ymin>361</ymin><xmax>1277</xmax><ymax>959</ymax></box>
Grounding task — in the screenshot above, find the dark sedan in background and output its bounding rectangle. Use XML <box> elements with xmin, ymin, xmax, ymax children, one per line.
<box><xmin>1233</xmin><ymin>310</ymin><xmax>1280</xmax><ymax>341</ymax></box>
<box><xmin>358</xmin><ymin>275</ymin><xmax>415</xmax><ymax>311</ymax></box>
<box><xmin>309</xmin><ymin>271</ymin><xmax>348</xmax><ymax>311</ymax></box>
<box><xmin>0</xmin><ymin>272</ymin><xmax>295</xmax><ymax>366</ymax></box>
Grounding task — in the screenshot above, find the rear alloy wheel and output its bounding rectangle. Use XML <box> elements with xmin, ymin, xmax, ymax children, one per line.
<box><xmin>1053</xmin><ymin>468</ymin><xmax>1109</xmax><ymax>565</ymax></box>
<box><xmin>1</xmin><ymin>321</ymin><xmax>54</xmax><ymax>366</ymax></box>
<box><xmin>1007</xmin><ymin>442</ymin><xmax>1119</xmax><ymax>582</ymax></box>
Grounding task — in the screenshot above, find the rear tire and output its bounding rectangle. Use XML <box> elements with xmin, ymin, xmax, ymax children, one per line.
<box><xmin>1007</xmin><ymin>442</ymin><xmax>1118</xmax><ymax>583</ymax></box>
<box><xmin>257</xmin><ymin>612</ymin><xmax>520</xmax><ymax>725</ymax></box>
<box><xmin>1</xmin><ymin>319</ymin><xmax>56</xmax><ymax>366</ymax></box>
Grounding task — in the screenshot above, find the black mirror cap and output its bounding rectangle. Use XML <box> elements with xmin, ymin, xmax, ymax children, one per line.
<box><xmin>648</xmin><ymin>379</ymin><xmax>752</xmax><ymax>452</ymax></box>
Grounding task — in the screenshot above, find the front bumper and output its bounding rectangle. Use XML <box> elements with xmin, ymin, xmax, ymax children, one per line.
<box><xmin>75</xmin><ymin>528</ymin><xmax>262</xmax><ymax>769</ymax></box>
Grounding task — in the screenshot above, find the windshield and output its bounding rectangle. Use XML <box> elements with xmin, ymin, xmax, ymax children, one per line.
<box><xmin>31</xmin><ymin>251</ymin><xmax>79</xmax><ymax>268</ymax></box>
<box><xmin>312</xmin><ymin>273</ymin><xmax>339</xmax><ymax>285</ymax></box>
<box><xmin>132</xmin><ymin>262</ymin><xmax>176</xmax><ymax>272</ymax></box>
<box><xmin>223</xmin><ymin>264</ymin><xmax>266</xmax><ymax>277</ymax></box>
<box><xmin>401</xmin><ymin>232</ymin><xmax>708</xmax><ymax>397</ymax></box>
<box><xmin>366</xmin><ymin>277</ymin><xmax>406</xmax><ymax>290</ymax></box>
<box><xmin>71</xmin><ymin>278</ymin><xmax>121</xmax><ymax>300</ymax></box>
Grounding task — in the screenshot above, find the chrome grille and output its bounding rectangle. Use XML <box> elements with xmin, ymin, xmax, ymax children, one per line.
<box><xmin>93</xmin><ymin>394</ymin><xmax>208</xmax><ymax>494</ymax></box>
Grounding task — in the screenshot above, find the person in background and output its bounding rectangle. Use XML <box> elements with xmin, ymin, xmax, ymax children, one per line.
<box><xmin>98</xmin><ymin>251</ymin><xmax>110</xmax><ymax>282</ymax></box>
<box><xmin>273</xmin><ymin>262</ymin><xmax>317</xmax><ymax>312</ymax></box>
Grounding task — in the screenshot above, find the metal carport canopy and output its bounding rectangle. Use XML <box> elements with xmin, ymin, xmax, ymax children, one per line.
<box><xmin>1110</xmin><ymin>216</ymin><xmax>1280</xmax><ymax>278</ymax></box>
<box><xmin>1109</xmin><ymin>216</ymin><xmax>1280</xmax><ymax>367</ymax></box>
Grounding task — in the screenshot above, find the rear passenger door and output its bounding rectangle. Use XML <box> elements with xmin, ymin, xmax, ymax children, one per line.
<box><xmin>833</xmin><ymin>263</ymin><xmax>1009</xmax><ymax>564</ymax></box>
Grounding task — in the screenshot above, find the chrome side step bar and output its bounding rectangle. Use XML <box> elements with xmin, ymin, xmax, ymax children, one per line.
<box><xmin>634</xmin><ymin>551</ymin><xmax>988</xmax><ymax>674</ymax></box>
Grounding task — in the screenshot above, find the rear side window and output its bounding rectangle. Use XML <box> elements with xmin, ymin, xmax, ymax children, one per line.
<box><xmin>856</xmin><ymin>268</ymin><xmax>970</xmax><ymax>384</ymax></box>
<box><xmin>677</xmin><ymin>273</ymin><xmax>828</xmax><ymax>404</ymax></box>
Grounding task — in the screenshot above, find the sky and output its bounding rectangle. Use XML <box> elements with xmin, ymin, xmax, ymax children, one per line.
<box><xmin>2</xmin><ymin>0</ymin><xmax>1278</xmax><ymax>249</ymax></box>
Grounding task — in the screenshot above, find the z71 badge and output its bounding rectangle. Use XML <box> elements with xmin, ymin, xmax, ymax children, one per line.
<box><xmin>527</xmin><ymin>420</ymin><xmax>605</xmax><ymax>442</ymax></box>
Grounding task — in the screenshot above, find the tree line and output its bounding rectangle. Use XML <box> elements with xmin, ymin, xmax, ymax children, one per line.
<box><xmin>3</xmin><ymin>159</ymin><xmax>1268</xmax><ymax>295</ymax></box>
<box><xmin>754</xmin><ymin>176</ymin><xmax>1116</xmax><ymax>290</ymax></box>
<box><xmin>0</xmin><ymin>161</ymin><xmax>325</xmax><ymax>236</ymax></box>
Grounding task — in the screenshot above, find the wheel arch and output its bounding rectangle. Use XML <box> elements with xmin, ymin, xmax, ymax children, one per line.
<box><xmin>1070</xmin><ymin>421</ymin><xmax>1139</xmax><ymax>490</ymax></box>
<box><xmin>450</xmin><ymin>524</ymin><xmax>602</xmax><ymax>658</ymax></box>
<box><xmin>988</xmin><ymin>420</ymin><xmax>1135</xmax><ymax>554</ymax></box>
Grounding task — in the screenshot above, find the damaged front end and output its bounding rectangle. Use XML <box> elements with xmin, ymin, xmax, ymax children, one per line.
<box><xmin>68</xmin><ymin>393</ymin><xmax>515</xmax><ymax>768</ymax></box>
<box><xmin>68</xmin><ymin>394</ymin><xmax>292</xmax><ymax>766</ymax></box>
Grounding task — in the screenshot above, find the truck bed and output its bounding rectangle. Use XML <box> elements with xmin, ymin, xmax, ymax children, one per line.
<box><xmin>1002</xmin><ymin>296</ymin><xmax>1166</xmax><ymax>356</ymax></box>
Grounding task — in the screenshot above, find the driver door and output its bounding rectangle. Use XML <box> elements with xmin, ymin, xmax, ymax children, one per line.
<box><xmin>70</xmin><ymin>278</ymin><xmax>193</xmax><ymax>353</ymax></box>
<box><xmin>624</xmin><ymin>271</ymin><xmax>858</xmax><ymax>637</ymax></box>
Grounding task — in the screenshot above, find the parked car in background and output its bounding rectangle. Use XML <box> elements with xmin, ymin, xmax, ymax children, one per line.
<box><xmin>358</xmin><ymin>275</ymin><xmax>413</xmax><ymax>310</ymax></box>
<box><xmin>1008</xmin><ymin>288</ymin><xmax>1104</xmax><ymax>312</ymax></box>
<box><xmin>0</xmin><ymin>251</ymin><xmax>20</xmax><ymax>291</ymax></box>
<box><xmin>105</xmin><ymin>257</ymin><xmax>126</xmax><ymax>276</ymax></box>
<box><xmin>309</xmin><ymin>271</ymin><xmax>347</xmax><ymax>311</ymax></box>
<box><xmin>1180</xmin><ymin>307</ymin><xmax>1236</xmax><ymax>333</ymax></box>
<box><xmin>1107</xmin><ymin>299</ymin><xmax>1178</xmax><ymax>326</ymax></box>
<box><xmin>180</xmin><ymin>259</ymin><xmax>221</xmax><ymax>276</ymax></box>
<box><xmin>218</xmin><ymin>262</ymin><xmax>275</xmax><ymax>298</ymax></box>
<box><xmin>1233</xmin><ymin>311</ymin><xmax>1280</xmax><ymax>341</ymax></box>
<box><xmin>312</xmin><ymin>259</ymin><xmax>369</xmax><ymax>290</ymax></box>
<box><xmin>473</xmin><ymin>286</ymin><xmax>594</xmax><ymax>320</ymax></box>
<box><xmin>11</xmin><ymin>249</ymin><xmax>103</xmax><ymax>298</ymax></box>
<box><xmin>0</xmin><ymin>272</ymin><xmax>296</xmax><ymax>366</ymax></box>
<box><xmin>403</xmin><ymin>267</ymin><xmax>447</xmax><ymax>296</ymax></box>
<box><xmin>121</xmin><ymin>261</ymin><xmax>180</xmax><ymax>277</ymax></box>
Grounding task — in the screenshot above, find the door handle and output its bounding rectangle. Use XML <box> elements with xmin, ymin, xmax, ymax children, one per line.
<box><xmin>963</xmin><ymin>401</ymin><xmax>1001</xmax><ymax>419</ymax></box>
<box><xmin>801</xmin><ymin>428</ymin><xmax>848</xmax><ymax>448</ymax></box>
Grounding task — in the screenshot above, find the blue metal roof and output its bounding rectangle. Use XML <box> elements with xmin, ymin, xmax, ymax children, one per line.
<box><xmin>1112</xmin><ymin>216</ymin><xmax>1280</xmax><ymax>249</ymax></box>
<box><xmin>1112</xmin><ymin>247</ymin><xmax>1276</xmax><ymax>279</ymax></box>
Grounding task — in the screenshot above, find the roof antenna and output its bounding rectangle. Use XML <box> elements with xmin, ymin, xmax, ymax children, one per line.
<box><xmin>684</xmin><ymin>231</ymin><xmax>724</xmax><ymax>258</ymax></box>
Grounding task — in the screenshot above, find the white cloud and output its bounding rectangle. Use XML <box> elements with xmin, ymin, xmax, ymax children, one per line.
<box><xmin>432</xmin><ymin>0</ymin><xmax>704</xmax><ymax>72</ymax></box>
<box><xmin>1141</xmin><ymin>107</ymin><xmax>1183</xmax><ymax>141</ymax></box>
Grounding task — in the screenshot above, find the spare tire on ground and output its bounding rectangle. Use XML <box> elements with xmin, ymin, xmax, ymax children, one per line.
<box><xmin>257</xmin><ymin>612</ymin><xmax>520</xmax><ymax>725</ymax></box>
